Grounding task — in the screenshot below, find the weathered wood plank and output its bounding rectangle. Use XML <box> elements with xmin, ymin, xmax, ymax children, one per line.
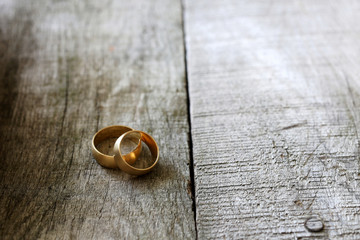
<box><xmin>0</xmin><ymin>0</ymin><xmax>195</xmax><ymax>239</ymax></box>
<box><xmin>184</xmin><ymin>0</ymin><xmax>360</xmax><ymax>239</ymax></box>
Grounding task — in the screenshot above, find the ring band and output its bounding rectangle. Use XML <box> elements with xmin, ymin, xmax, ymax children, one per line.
<box><xmin>114</xmin><ymin>130</ymin><xmax>159</xmax><ymax>175</ymax></box>
<box><xmin>91</xmin><ymin>125</ymin><xmax>142</xmax><ymax>168</ymax></box>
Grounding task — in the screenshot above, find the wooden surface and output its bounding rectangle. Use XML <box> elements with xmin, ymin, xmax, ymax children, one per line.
<box><xmin>0</xmin><ymin>0</ymin><xmax>195</xmax><ymax>239</ymax></box>
<box><xmin>184</xmin><ymin>0</ymin><xmax>360</xmax><ymax>239</ymax></box>
<box><xmin>2</xmin><ymin>0</ymin><xmax>360</xmax><ymax>239</ymax></box>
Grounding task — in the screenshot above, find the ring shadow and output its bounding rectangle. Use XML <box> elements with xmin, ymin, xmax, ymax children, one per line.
<box><xmin>103</xmin><ymin>156</ymin><xmax>178</xmax><ymax>190</ymax></box>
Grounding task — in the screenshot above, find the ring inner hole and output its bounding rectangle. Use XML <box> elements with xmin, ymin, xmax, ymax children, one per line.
<box><xmin>95</xmin><ymin>138</ymin><xmax>117</xmax><ymax>156</ymax></box>
<box><xmin>96</xmin><ymin>134</ymin><xmax>139</xmax><ymax>156</ymax></box>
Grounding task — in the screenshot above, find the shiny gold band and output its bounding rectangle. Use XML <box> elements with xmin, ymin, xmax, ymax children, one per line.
<box><xmin>91</xmin><ymin>125</ymin><xmax>142</xmax><ymax>168</ymax></box>
<box><xmin>114</xmin><ymin>130</ymin><xmax>159</xmax><ymax>175</ymax></box>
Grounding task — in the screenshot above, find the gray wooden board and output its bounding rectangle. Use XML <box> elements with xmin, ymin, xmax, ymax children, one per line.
<box><xmin>184</xmin><ymin>0</ymin><xmax>360</xmax><ymax>239</ymax></box>
<box><xmin>0</xmin><ymin>0</ymin><xmax>196</xmax><ymax>239</ymax></box>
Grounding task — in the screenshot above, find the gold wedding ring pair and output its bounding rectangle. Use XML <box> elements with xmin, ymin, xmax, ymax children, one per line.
<box><xmin>91</xmin><ymin>125</ymin><xmax>159</xmax><ymax>175</ymax></box>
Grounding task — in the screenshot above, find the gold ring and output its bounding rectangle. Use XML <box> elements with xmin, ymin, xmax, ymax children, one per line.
<box><xmin>91</xmin><ymin>125</ymin><xmax>142</xmax><ymax>168</ymax></box>
<box><xmin>114</xmin><ymin>130</ymin><xmax>159</xmax><ymax>175</ymax></box>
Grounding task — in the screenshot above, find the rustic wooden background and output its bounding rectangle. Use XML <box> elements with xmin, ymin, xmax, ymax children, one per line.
<box><xmin>1</xmin><ymin>0</ymin><xmax>360</xmax><ymax>239</ymax></box>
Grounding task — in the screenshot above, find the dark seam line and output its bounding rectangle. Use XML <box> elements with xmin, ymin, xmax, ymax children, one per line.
<box><xmin>180</xmin><ymin>0</ymin><xmax>198</xmax><ymax>239</ymax></box>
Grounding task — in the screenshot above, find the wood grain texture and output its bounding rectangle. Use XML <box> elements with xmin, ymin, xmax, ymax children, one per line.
<box><xmin>184</xmin><ymin>0</ymin><xmax>360</xmax><ymax>239</ymax></box>
<box><xmin>0</xmin><ymin>0</ymin><xmax>195</xmax><ymax>239</ymax></box>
